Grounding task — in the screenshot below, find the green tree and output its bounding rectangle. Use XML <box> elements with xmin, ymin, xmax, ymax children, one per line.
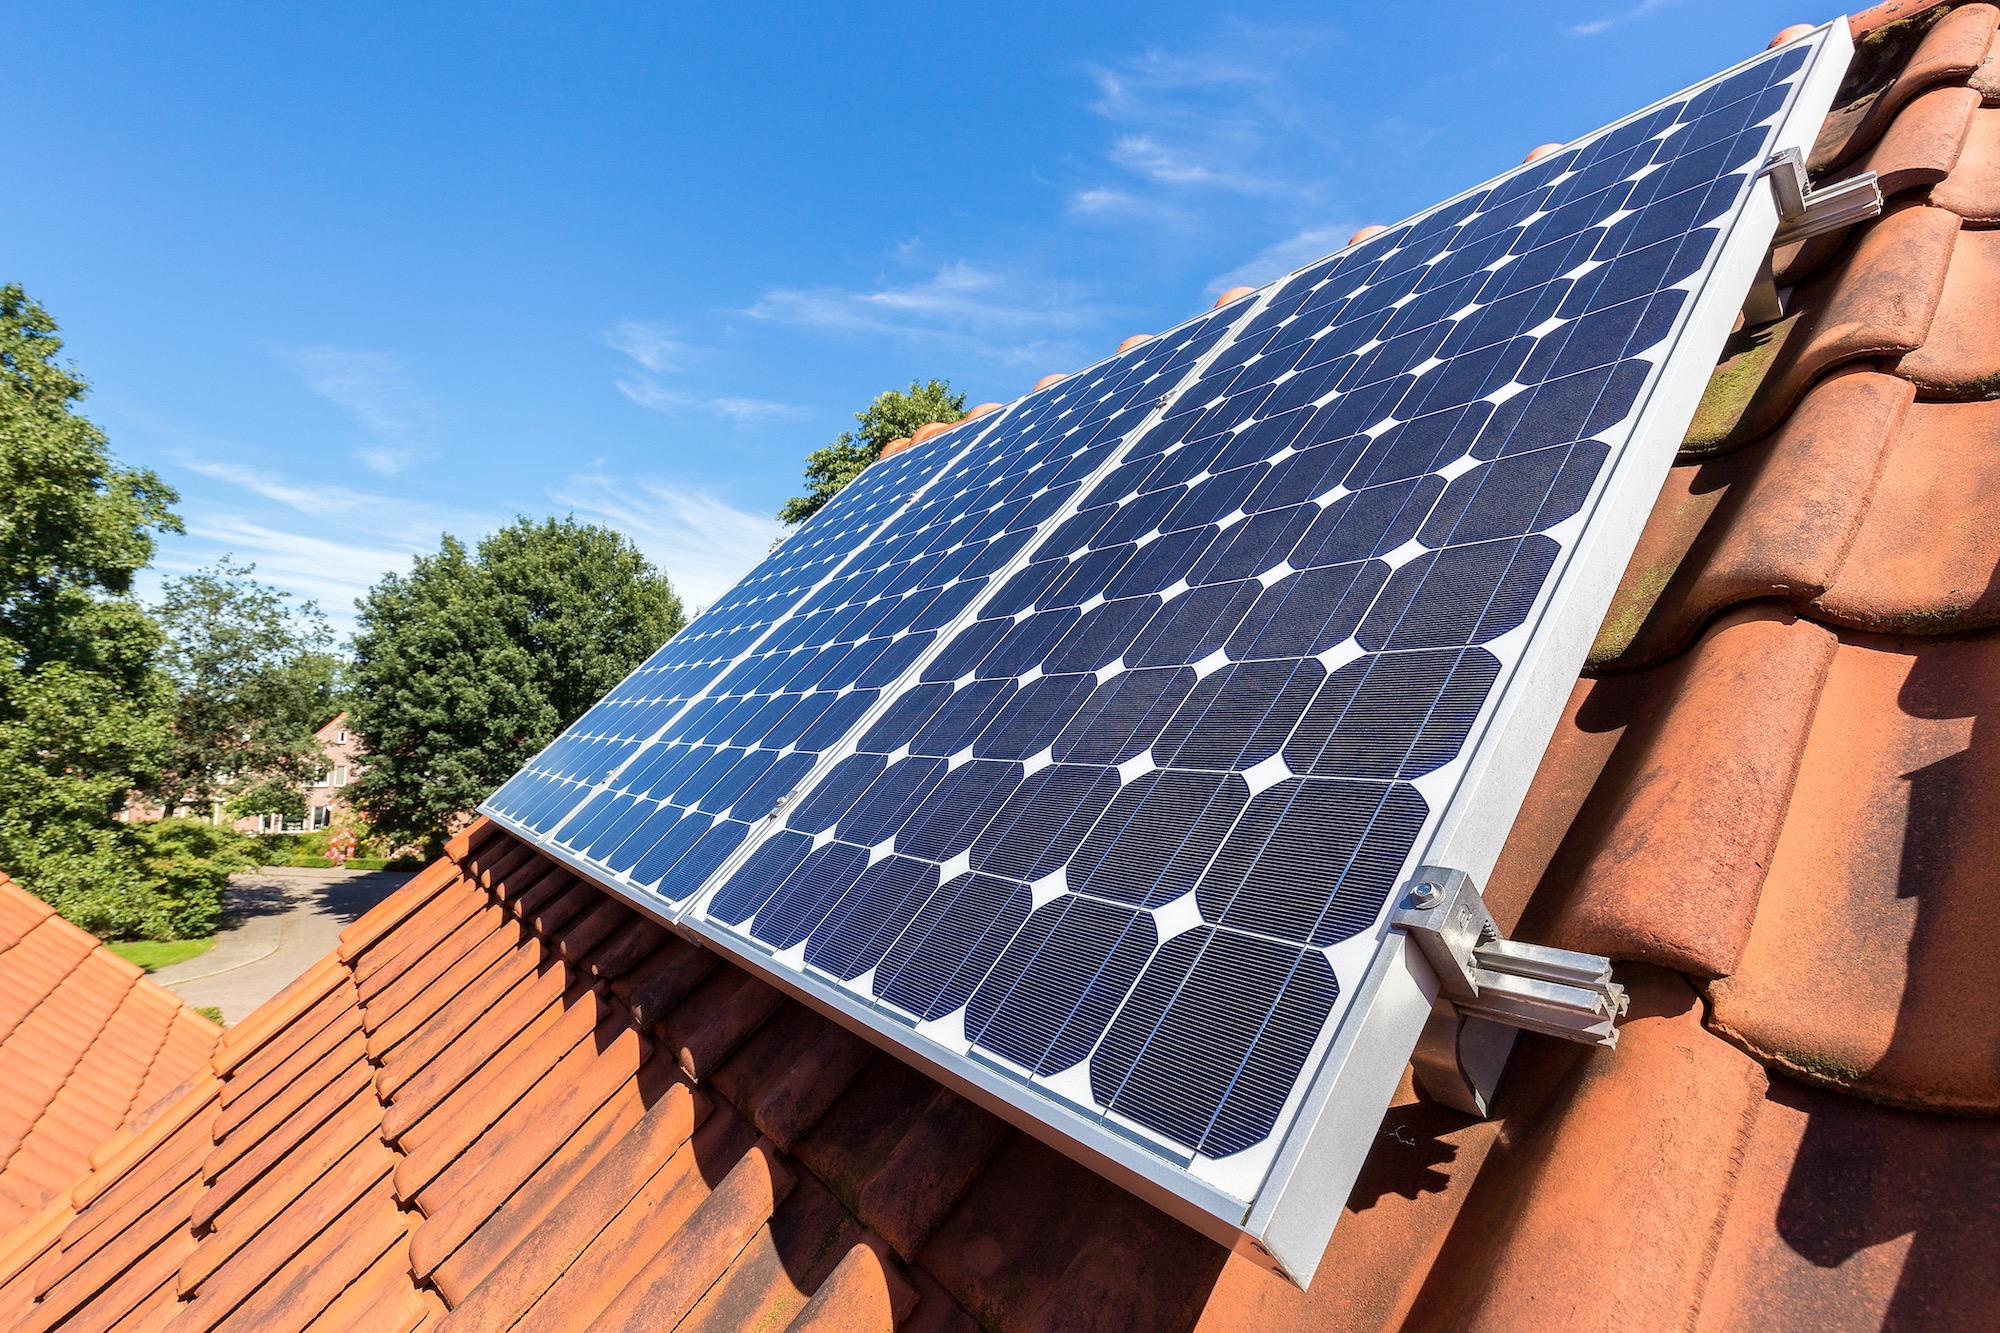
<box><xmin>350</xmin><ymin>515</ymin><xmax>685</xmax><ymax>847</ymax></box>
<box><xmin>779</xmin><ymin>378</ymin><xmax>966</xmax><ymax>523</ymax></box>
<box><xmin>0</xmin><ymin>283</ymin><xmax>195</xmax><ymax>937</ymax></box>
<box><xmin>152</xmin><ymin>557</ymin><xmax>346</xmax><ymax>818</ymax></box>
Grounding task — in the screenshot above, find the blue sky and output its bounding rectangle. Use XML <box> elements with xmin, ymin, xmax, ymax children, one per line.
<box><xmin>10</xmin><ymin>0</ymin><xmax>1814</xmax><ymax>632</ymax></box>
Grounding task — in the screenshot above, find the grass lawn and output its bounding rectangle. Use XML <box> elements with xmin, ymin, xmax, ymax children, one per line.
<box><xmin>107</xmin><ymin>937</ymin><xmax>216</xmax><ymax>972</ymax></box>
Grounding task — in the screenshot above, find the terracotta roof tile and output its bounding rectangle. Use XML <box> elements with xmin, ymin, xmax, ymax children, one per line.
<box><xmin>0</xmin><ymin>881</ymin><xmax>218</xmax><ymax>1236</ymax></box>
<box><xmin>1709</xmin><ymin>628</ymin><xmax>2000</xmax><ymax>1112</ymax></box>
<box><xmin>335</xmin><ymin>858</ymin><xmax>463</xmax><ymax>964</ymax></box>
<box><xmin>1928</xmin><ymin>103</ymin><xmax>2000</xmax><ymax>216</ymax></box>
<box><xmin>409</xmin><ymin>1024</ymin><xmax>651</xmax><ymax>1259</ymax></box>
<box><xmin>852</xmin><ymin>1090</ymin><xmax>1007</xmax><ymax>1263</ymax></box>
<box><xmin>1842</xmin><ymin>81</ymin><xmax>1980</xmax><ymax>195</ymax></box>
<box><xmin>391</xmin><ymin>988</ymin><xmax>603</xmax><ymax>1195</ymax></box>
<box><xmin>378</xmin><ymin>961</ymin><xmax>569</xmax><ymax>1128</ymax></box>
<box><xmin>785</xmin><ymin>1237</ymin><xmax>920</xmax><ymax>1333</ymax></box>
<box><xmin>672</xmin><ymin>1174</ymin><xmax>874</xmax><ymax>1333</ymax></box>
<box><xmin>306</xmin><ymin>1237</ymin><xmax>437</xmax><ymax>1333</ymax></box>
<box><xmin>0</xmin><ymin>875</ymin><xmax>57</xmax><ymax>947</ymax></box>
<box><xmin>659</xmin><ymin>964</ymin><xmax>787</xmax><ymax>1082</ymax></box>
<box><xmin>1815</xmin><ymin>2</ymin><xmax>1998</xmax><ymax>170</ymax></box>
<box><xmin>372</xmin><ymin>934</ymin><xmax>552</xmax><ymax>1096</ymax></box>
<box><xmin>708</xmin><ymin>1003</ymin><xmax>874</xmax><ymax>1151</ymax></box>
<box><xmin>426</xmin><ymin>1079</ymin><xmax>703</xmax><ymax>1308</ymax></box>
<box><xmin>1693</xmin><ymin>1074</ymin><xmax>2000</xmax><ymax>1330</ymax></box>
<box><xmin>1972</xmin><ymin>33</ymin><xmax>2000</xmax><ymax>98</ymax></box>
<box><xmin>505</xmin><ymin>1106</ymin><xmax>765</xmax><ymax>1330</ymax></box>
<box><xmin>918</xmin><ymin>1130</ymin><xmax>1212</xmax><ymax>1332</ymax></box>
<box><xmin>609</xmin><ymin>934</ymin><xmax>720</xmax><ymax>1027</ymax></box>
<box><xmin>1817</xmin><ymin>398</ymin><xmax>2000</xmax><ymax>630</ymax></box>
<box><xmin>1498</xmin><ymin>607</ymin><xmax>1837</xmax><ymax>977</ymax></box>
<box><xmin>1681</xmin><ymin>203</ymin><xmax>1956</xmax><ymax>455</ymax></box>
<box><xmin>365</xmin><ymin>916</ymin><xmax>531</xmax><ymax>1062</ymax></box>
<box><xmin>211</xmin><ymin>957</ymin><xmax>343</xmax><ymax>1074</ymax></box>
<box><xmin>355</xmin><ymin>883</ymin><xmax>488</xmax><ymax>1008</ymax></box>
<box><xmin>581</xmin><ymin>1141</ymin><xmax>796</xmax><ymax>1333</ymax></box>
<box><xmin>1896</xmin><ymin>223</ymin><xmax>2000</xmax><ymax>390</ymax></box>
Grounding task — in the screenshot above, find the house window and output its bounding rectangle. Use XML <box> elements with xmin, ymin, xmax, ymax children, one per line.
<box><xmin>332</xmin><ymin>765</ymin><xmax>349</xmax><ymax>788</ymax></box>
<box><xmin>311</xmin><ymin>805</ymin><xmax>332</xmax><ymax>831</ymax></box>
<box><xmin>312</xmin><ymin>768</ymin><xmax>330</xmax><ymax>788</ymax></box>
<box><xmin>337</xmin><ymin>730</ymin><xmax>348</xmax><ymax>744</ymax></box>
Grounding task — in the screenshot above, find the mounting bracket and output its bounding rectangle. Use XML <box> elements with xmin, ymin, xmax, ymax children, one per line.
<box><xmin>1390</xmin><ymin>867</ymin><xmax>1628</xmax><ymax>1116</ymax></box>
<box><xmin>1762</xmin><ymin>148</ymin><xmax>1883</xmax><ymax>248</ymax></box>
<box><xmin>1742</xmin><ymin>149</ymin><xmax>1884</xmax><ymax>326</ymax></box>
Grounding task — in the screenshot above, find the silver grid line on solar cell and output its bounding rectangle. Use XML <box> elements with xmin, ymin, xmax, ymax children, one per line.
<box><xmin>481</xmin><ymin>21</ymin><xmax>1851</xmax><ymax>1287</ymax></box>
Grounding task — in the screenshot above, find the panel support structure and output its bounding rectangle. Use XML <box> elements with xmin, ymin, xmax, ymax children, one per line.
<box><xmin>1392</xmin><ymin>867</ymin><xmax>1627</xmax><ymax>1116</ymax></box>
<box><xmin>1744</xmin><ymin>149</ymin><xmax>1882</xmax><ymax>326</ymax></box>
<box><xmin>1763</xmin><ymin>148</ymin><xmax>1883</xmax><ymax>249</ymax></box>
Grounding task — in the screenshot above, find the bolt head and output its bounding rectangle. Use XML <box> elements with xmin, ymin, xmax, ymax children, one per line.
<box><xmin>1408</xmin><ymin>881</ymin><xmax>1443</xmax><ymax>909</ymax></box>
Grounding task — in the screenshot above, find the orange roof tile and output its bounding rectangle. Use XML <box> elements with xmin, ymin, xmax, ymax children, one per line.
<box><xmin>12</xmin><ymin>7</ymin><xmax>2000</xmax><ymax>1328</ymax></box>
<box><xmin>0</xmin><ymin>877</ymin><xmax>219</xmax><ymax>1239</ymax></box>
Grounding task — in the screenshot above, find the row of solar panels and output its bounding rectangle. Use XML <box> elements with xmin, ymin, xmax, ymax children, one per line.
<box><xmin>483</xmin><ymin>22</ymin><xmax>1849</xmax><ymax>1284</ymax></box>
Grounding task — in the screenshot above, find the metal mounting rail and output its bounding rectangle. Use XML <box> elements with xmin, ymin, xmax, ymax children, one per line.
<box><xmin>1390</xmin><ymin>867</ymin><xmax>1629</xmax><ymax>1116</ymax></box>
<box><xmin>1741</xmin><ymin>149</ymin><xmax>1883</xmax><ymax>326</ymax></box>
<box><xmin>1762</xmin><ymin>147</ymin><xmax>1883</xmax><ymax>249</ymax></box>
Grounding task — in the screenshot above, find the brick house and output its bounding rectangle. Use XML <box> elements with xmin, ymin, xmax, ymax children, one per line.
<box><xmin>236</xmin><ymin>712</ymin><xmax>364</xmax><ymax>836</ymax></box>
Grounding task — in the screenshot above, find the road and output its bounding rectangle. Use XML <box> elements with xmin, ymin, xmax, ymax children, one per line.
<box><xmin>150</xmin><ymin>866</ymin><xmax>414</xmax><ymax>1025</ymax></box>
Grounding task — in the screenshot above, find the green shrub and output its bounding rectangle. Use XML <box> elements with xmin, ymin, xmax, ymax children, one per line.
<box><xmin>125</xmin><ymin>819</ymin><xmax>256</xmax><ymax>938</ymax></box>
<box><xmin>19</xmin><ymin>818</ymin><xmax>253</xmax><ymax>941</ymax></box>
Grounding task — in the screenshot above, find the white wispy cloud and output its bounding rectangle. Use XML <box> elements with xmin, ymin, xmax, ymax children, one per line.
<box><xmin>148</xmin><ymin>437</ymin><xmax>504</xmax><ymax>635</ymax></box>
<box><xmin>1061</xmin><ymin>21</ymin><xmax>1378</xmax><ymax>302</ymax></box>
<box><xmin>554</xmin><ymin>468</ymin><xmax>783</xmax><ymax>608</ymax></box>
<box><xmin>281</xmin><ymin>346</ymin><xmax>444</xmax><ymax>475</ymax></box>
<box><xmin>157</xmin><ymin>450</ymin><xmax>772</xmax><ymax>635</ymax></box>
<box><xmin>605</xmin><ymin>322</ymin><xmax>806</xmax><ymax>421</ymax></box>
<box><xmin>1073</xmin><ymin>28</ymin><xmax>1340</xmax><ymax>218</ymax></box>
<box><xmin>1570</xmin><ymin>0</ymin><xmax>1680</xmax><ymax>37</ymax></box>
<box><xmin>746</xmin><ymin>260</ymin><xmax>1098</xmax><ymax>367</ymax></box>
<box><xmin>1107</xmin><ymin>133</ymin><xmax>1284</xmax><ymax>194</ymax></box>
<box><xmin>710</xmin><ymin>397</ymin><xmax>805</xmax><ymax>422</ymax></box>
<box><xmin>1207</xmin><ymin>225</ymin><xmax>1358</xmax><ymax>296</ymax></box>
<box><xmin>1065</xmin><ymin>186</ymin><xmax>1142</xmax><ymax>217</ymax></box>
<box><xmin>603</xmin><ymin>320</ymin><xmax>690</xmax><ymax>373</ymax></box>
<box><xmin>157</xmin><ymin>516</ymin><xmax>434</xmax><ymax>615</ymax></box>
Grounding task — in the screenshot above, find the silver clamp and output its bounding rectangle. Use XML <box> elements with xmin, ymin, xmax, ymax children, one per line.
<box><xmin>1391</xmin><ymin>867</ymin><xmax>1628</xmax><ymax>1116</ymax></box>
<box><xmin>1762</xmin><ymin>147</ymin><xmax>1882</xmax><ymax>248</ymax></box>
<box><xmin>1739</xmin><ymin>150</ymin><xmax>1883</xmax><ymax>327</ymax></box>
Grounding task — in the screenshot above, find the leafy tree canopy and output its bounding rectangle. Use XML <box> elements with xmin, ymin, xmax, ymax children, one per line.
<box><xmin>153</xmin><ymin>557</ymin><xmax>345</xmax><ymax>815</ymax></box>
<box><xmin>350</xmin><ymin>515</ymin><xmax>686</xmax><ymax>848</ymax></box>
<box><xmin>0</xmin><ymin>283</ymin><xmax>179</xmax><ymax>682</ymax></box>
<box><xmin>778</xmin><ymin>378</ymin><xmax>966</xmax><ymax>524</ymax></box>
<box><xmin>0</xmin><ymin>284</ymin><xmax>213</xmax><ymax>938</ymax></box>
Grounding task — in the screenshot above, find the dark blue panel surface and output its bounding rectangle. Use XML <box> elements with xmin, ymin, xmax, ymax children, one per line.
<box><xmin>489</xmin><ymin>37</ymin><xmax>1817</xmax><ymax>1178</ymax></box>
<box><xmin>685</xmin><ymin>39</ymin><xmax>1809</xmax><ymax>1165</ymax></box>
<box><xmin>489</xmin><ymin>307</ymin><xmax>1240</xmax><ymax>905</ymax></box>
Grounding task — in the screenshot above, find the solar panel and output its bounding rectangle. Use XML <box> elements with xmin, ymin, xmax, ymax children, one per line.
<box><xmin>485</xmin><ymin>23</ymin><xmax>1850</xmax><ymax>1285</ymax></box>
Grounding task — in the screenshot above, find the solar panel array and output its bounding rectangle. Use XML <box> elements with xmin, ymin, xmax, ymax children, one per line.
<box><xmin>487</xmin><ymin>315</ymin><xmax>1239</xmax><ymax>902</ymax></box>
<box><xmin>488</xmin><ymin>30</ymin><xmax>1831</xmax><ymax>1252</ymax></box>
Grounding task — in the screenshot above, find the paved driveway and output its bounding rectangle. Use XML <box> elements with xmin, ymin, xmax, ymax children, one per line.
<box><xmin>150</xmin><ymin>866</ymin><xmax>414</xmax><ymax>1024</ymax></box>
